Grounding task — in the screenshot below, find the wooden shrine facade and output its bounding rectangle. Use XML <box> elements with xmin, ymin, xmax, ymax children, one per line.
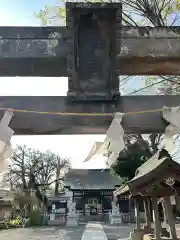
<box><xmin>72</xmin><ymin>189</ymin><xmax>114</xmax><ymax>215</ymax></box>
<box><xmin>1</xmin><ymin>2</ymin><xmax>180</xmax><ymax>134</ymax></box>
<box><xmin>63</xmin><ymin>169</ymin><xmax>121</xmax><ymax>215</ymax></box>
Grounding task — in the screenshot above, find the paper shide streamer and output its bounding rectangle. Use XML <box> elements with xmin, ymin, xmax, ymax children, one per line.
<box><xmin>162</xmin><ymin>106</ymin><xmax>180</xmax><ymax>152</ymax></box>
<box><xmin>0</xmin><ymin>110</ymin><xmax>14</xmax><ymax>174</ymax></box>
<box><xmin>83</xmin><ymin>113</ymin><xmax>125</xmax><ymax>167</ymax></box>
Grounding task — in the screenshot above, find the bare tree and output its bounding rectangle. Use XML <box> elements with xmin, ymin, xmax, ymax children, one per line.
<box><xmin>5</xmin><ymin>145</ymin><xmax>71</xmax><ymax>207</ymax></box>
<box><xmin>54</xmin><ymin>156</ymin><xmax>70</xmax><ymax>196</ymax></box>
<box><xmin>32</xmin><ymin>151</ymin><xmax>56</xmax><ymax>188</ymax></box>
<box><xmin>10</xmin><ymin>145</ymin><xmax>30</xmax><ymax>190</ymax></box>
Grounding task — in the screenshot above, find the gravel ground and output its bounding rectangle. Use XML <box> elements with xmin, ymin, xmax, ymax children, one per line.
<box><xmin>0</xmin><ymin>225</ymin><xmax>85</xmax><ymax>240</ymax></box>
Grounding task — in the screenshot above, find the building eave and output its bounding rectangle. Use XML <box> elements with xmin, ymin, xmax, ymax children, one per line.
<box><xmin>113</xmin><ymin>184</ymin><xmax>130</xmax><ymax>197</ymax></box>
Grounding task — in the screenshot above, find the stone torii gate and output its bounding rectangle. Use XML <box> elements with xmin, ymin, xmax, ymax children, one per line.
<box><xmin>0</xmin><ymin>2</ymin><xmax>180</xmax><ymax>135</ymax></box>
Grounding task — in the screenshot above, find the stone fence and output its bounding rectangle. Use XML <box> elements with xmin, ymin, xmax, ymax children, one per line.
<box><xmin>121</xmin><ymin>212</ymin><xmax>136</xmax><ymax>223</ymax></box>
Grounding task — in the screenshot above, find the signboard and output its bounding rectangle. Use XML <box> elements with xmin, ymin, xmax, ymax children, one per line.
<box><xmin>66</xmin><ymin>3</ymin><xmax>121</xmax><ymax>100</ymax></box>
<box><xmin>52</xmin><ymin>204</ymin><xmax>56</xmax><ymax>210</ymax></box>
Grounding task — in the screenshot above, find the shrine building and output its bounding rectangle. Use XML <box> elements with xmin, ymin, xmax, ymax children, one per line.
<box><xmin>114</xmin><ymin>149</ymin><xmax>180</xmax><ymax>240</ymax></box>
<box><xmin>63</xmin><ymin>168</ymin><xmax>121</xmax><ymax>220</ymax></box>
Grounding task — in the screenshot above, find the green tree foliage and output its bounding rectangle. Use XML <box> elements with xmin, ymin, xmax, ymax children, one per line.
<box><xmin>112</xmin><ymin>133</ymin><xmax>163</xmax><ymax>180</ymax></box>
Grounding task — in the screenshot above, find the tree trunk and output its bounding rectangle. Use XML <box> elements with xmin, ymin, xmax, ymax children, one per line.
<box><xmin>54</xmin><ymin>182</ymin><xmax>59</xmax><ymax>196</ymax></box>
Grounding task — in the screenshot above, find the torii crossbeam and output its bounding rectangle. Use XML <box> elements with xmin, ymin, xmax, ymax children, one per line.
<box><xmin>1</xmin><ymin>2</ymin><xmax>180</xmax><ymax>134</ymax></box>
<box><xmin>1</xmin><ymin>25</ymin><xmax>180</xmax><ymax>77</ymax></box>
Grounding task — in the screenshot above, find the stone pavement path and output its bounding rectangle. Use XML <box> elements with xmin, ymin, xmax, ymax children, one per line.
<box><xmin>82</xmin><ymin>222</ymin><xmax>107</xmax><ymax>240</ymax></box>
<box><xmin>0</xmin><ymin>225</ymin><xmax>85</xmax><ymax>240</ymax></box>
<box><xmin>0</xmin><ymin>223</ymin><xmax>136</xmax><ymax>240</ymax></box>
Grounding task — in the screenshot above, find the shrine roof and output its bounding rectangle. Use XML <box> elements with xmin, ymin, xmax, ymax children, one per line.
<box><xmin>114</xmin><ymin>184</ymin><xmax>129</xmax><ymax>196</ymax></box>
<box><xmin>129</xmin><ymin>151</ymin><xmax>167</xmax><ymax>183</ymax></box>
<box><xmin>114</xmin><ymin>149</ymin><xmax>180</xmax><ymax>196</ymax></box>
<box><xmin>64</xmin><ymin>168</ymin><xmax>121</xmax><ymax>190</ymax></box>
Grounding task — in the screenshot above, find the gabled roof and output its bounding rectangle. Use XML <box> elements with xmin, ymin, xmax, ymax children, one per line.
<box><xmin>114</xmin><ymin>149</ymin><xmax>180</xmax><ymax>196</ymax></box>
<box><xmin>64</xmin><ymin>168</ymin><xmax>121</xmax><ymax>190</ymax></box>
<box><xmin>128</xmin><ymin>151</ymin><xmax>167</xmax><ymax>187</ymax></box>
<box><xmin>114</xmin><ymin>184</ymin><xmax>129</xmax><ymax>196</ymax></box>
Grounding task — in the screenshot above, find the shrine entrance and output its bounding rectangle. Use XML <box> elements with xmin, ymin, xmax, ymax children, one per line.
<box><xmin>88</xmin><ymin>198</ymin><xmax>98</xmax><ymax>207</ymax></box>
<box><xmin>88</xmin><ymin>198</ymin><xmax>98</xmax><ymax>215</ymax></box>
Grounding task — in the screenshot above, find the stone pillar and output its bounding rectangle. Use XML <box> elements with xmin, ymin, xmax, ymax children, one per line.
<box><xmin>175</xmin><ymin>195</ymin><xmax>180</xmax><ymax>212</ymax></box>
<box><xmin>143</xmin><ymin>198</ymin><xmax>151</xmax><ymax>229</ymax></box>
<box><xmin>161</xmin><ymin>200</ymin><xmax>168</xmax><ymax>223</ymax></box>
<box><xmin>164</xmin><ymin>196</ymin><xmax>177</xmax><ymax>240</ymax></box>
<box><xmin>159</xmin><ymin>200</ymin><xmax>170</xmax><ymax>238</ymax></box>
<box><xmin>135</xmin><ymin>198</ymin><xmax>141</xmax><ymax>231</ymax></box>
<box><xmin>130</xmin><ymin>198</ymin><xmax>144</xmax><ymax>240</ymax></box>
<box><xmin>151</xmin><ymin>196</ymin><xmax>161</xmax><ymax>240</ymax></box>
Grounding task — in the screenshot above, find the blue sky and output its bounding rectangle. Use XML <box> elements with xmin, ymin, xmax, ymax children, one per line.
<box><xmin>0</xmin><ymin>0</ymin><xmax>59</xmax><ymax>26</ymax></box>
<box><xmin>0</xmin><ymin>0</ymin><xmax>108</xmax><ymax>169</ymax></box>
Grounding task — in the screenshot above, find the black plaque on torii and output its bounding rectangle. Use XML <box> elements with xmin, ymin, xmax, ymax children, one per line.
<box><xmin>66</xmin><ymin>2</ymin><xmax>122</xmax><ymax>101</ymax></box>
